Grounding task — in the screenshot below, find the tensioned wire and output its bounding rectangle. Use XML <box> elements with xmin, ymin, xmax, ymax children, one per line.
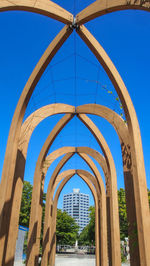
<box><xmin>23</xmin><ymin>20</ymin><xmax>125</xmax><ymax>159</ymax></box>
<box><xmin>24</xmin><ymin>50</ymin><xmax>124</xmax><ymax>121</ymax></box>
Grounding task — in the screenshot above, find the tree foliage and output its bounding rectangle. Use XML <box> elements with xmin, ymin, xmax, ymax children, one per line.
<box><xmin>79</xmin><ymin>190</ymin><xmax>130</xmax><ymax>245</ymax></box>
<box><xmin>56</xmin><ymin>209</ymin><xmax>79</xmax><ymax>245</ymax></box>
<box><xmin>20</xmin><ymin>183</ymin><xmax>150</xmax><ymax>252</ymax></box>
<box><xmin>118</xmin><ymin>188</ymin><xmax>128</xmax><ymax>240</ymax></box>
<box><xmin>19</xmin><ymin>181</ymin><xmax>46</xmax><ymax>230</ymax></box>
<box><xmin>78</xmin><ymin>226</ymin><xmax>90</xmax><ymax>246</ymax></box>
<box><xmin>19</xmin><ymin>181</ymin><xmax>32</xmax><ymax>227</ymax></box>
<box><xmin>20</xmin><ymin>182</ymin><xmax>78</xmax><ymax>248</ymax></box>
<box><xmin>78</xmin><ymin>206</ymin><xmax>95</xmax><ymax>246</ymax></box>
<box><xmin>87</xmin><ymin>206</ymin><xmax>95</xmax><ymax>244</ymax></box>
<box><xmin>20</xmin><ymin>181</ymin><xmax>46</xmax><ymax>255</ymax></box>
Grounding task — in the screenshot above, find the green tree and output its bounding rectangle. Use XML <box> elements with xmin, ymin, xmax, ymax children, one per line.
<box><xmin>87</xmin><ymin>206</ymin><xmax>95</xmax><ymax>244</ymax></box>
<box><xmin>19</xmin><ymin>181</ymin><xmax>32</xmax><ymax>227</ymax></box>
<box><xmin>147</xmin><ymin>189</ymin><xmax>150</xmax><ymax>206</ymax></box>
<box><xmin>78</xmin><ymin>226</ymin><xmax>90</xmax><ymax>245</ymax></box>
<box><xmin>118</xmin><ymin>188</ymin><xmax>128</xmax><ymax>240</ymax></box>
<box><xmin>20</xmin><ymin>181</ymin><xmax>46</xmax><ymax>255</ymax></box>
<box><xmin>79</xmin><ymin>190</ymin><xmax>129</xmax><ymax>246</ymax></box>
<box><xmin>56</xmin><ymin>209</ymin><xmax>79</xmax><ymax>245</ymax></box>
<box><xmin>78</xmin><ymin>206</ymin><xmax>95</xmax><ymax>246</ymax></box>
<box><xmin>19</xmin><ymin>181</ymin><xmax>46</xmax><ymax>228</ymax></box>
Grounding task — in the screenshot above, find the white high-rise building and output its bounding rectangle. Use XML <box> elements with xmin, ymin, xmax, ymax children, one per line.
<box><xmin>63</xmin><ymin>189</ymin><xmax>89</xmax><ymax>234</ymax></box>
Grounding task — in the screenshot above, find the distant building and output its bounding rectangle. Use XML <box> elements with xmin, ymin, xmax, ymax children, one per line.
<box><xmin>63</xmin><ymin>188</ymin><xmax>89</xmax><ymax>234</ymax></box>
<box><xmin>14</xmin><ymin>225</ymin><xmax>28</xmax><ymax>262</ymax></box>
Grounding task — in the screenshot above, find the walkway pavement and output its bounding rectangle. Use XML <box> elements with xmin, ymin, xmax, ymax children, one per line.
<box><xmin>55</xmin><ymin>254</ymin><xmax>95</xmax><ymax>266</ymax></box>
<box><xmin>55</xmin><ymin>254</ymin><xmax>130</xmax><ymax>266</ymax></box>
<box><xmin>14</xmin><ymin>255</ymin><xmax>130</xmax><ymax>265</ymax></box>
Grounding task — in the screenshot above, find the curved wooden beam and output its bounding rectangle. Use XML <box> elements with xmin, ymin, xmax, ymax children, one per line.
<box><xmin>77</xmin><ymin>104</ymin><xmax>140</xmax><ymax>264</ymax></box>
<box><xmin>20</xmin><ymin>102</ymin><xmax>133</xmax><ymax>265</ymax></box>
<box><xmin>1</xmin><ymin>95</ymin><xmax>130</xmax><ymax>266</ymax></box>
<box><xmin>19</xmin><ymin>104</ymin><xmax>75</xmax><ymax>157</ymax></box>
<box><xmin>1</xmin><ymin>101</ymin><xmax>124</xmax><ymax>265</ymax></box>
<box><xmin>76</xmin><ymin>0</ymin><xmax>150</xmax><ymax>25</ymax></box>
<box><xmin>43</xmin><ymin>155</ymin><xmax>102</xmax><ymax>266</ymax></box>
<box><xmin>0</xmin><ymin>0</ymin><xmax>73</xmax><ymax>24</ymax></box>
<box><xmin>0</xmin><ymin>107</ymin><xmax>74</xmax><ymax>265</ymax></box>
<box><xmin>44</xmin><ymin>162</ymin><xmax>106</xmax><ymax>266</ymax></box>
<box><xmin>42</xmin><ymin>146</ymin><xmax>109</xmax><ymax>266</ymax></box>
<box><xmin>26</xmin><ymin>115</ymin><xmax>74</xmax><ymax>266</ymax></box>
<box><xmin>77</xmin><ymin>25</ymin><xmax>150</xmax><ymax>265</ymax></box>
<box><xmin>0</xmin><ymin>24</ymin><xmax>72</xmax><ymax>217</ymax></box>
<box><xmin>77</xmin><ymin>168</ymin><xmax>107</xmax><ymax>266</ymax></box>
<box><xmin>47</xmin><ymin>170</ymin><xmax>99</xmax><ymax>266</ymax></box>
<box><xmin>77</xmin><ymin>146</ymin><xmax>109</xmax><ymax>182</ymax></box>
<box><xmin>42</xmin><ymin>146</ymin><xmax>112</xmax><ymax>265</ymax></box>
<box><xmin>78</xmin><ymin>113</ymin><xmax>121</xmax><ymax>266</ymax></box>
<box><xmin>42</xmin><ymin>146</ymin><xmax>110</xmax><ymax>266</ymax></box>
<box><xmin>77</xmin><ymin>154</ymin><xmax>107</xmax><ymax>266</ymax></box>
<box><xmin>40</xmin><ymin>155</ymin><xmax>75</xmax><ymax>266</ymax></box>
<box><xmin>77</xmin><ymin>103</ymin><xmax>129</xmax><ymax>144</ymax></box>
<box><xmin>44</xmin><ymin>146</ymin><xmax>108</xmax><ymax>183</ymax></box>
<box><xmin>0</xmin><ymin>1</ymin><xmax>149</xmax><ymax>263</ymax></box>
<box><xmin>29</xmin><ymin>111</ymin><xmax>119</xmax><ymax>265</ymax></box>
<box><xmin>0</xmin><ymin>25</ymin><xmax>73</xmax><ymax>265</ymax></box>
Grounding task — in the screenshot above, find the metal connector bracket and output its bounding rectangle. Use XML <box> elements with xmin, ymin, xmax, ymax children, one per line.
<box><xmin>69</xmin><ymin>16</ymin><xmax>79</xmax><ymax>31</ymax></box>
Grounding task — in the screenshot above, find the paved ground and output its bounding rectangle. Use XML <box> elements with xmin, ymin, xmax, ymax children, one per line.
<box><xmin>55</xmin><ymin>255</ymin><xmax>130</xmax><ymax>266</ymax></box>
<box><xmin>14</xmin><ymin>255</ymin><xmax>130</xmax><ymax>265</ymax></box>
<box><xmin>14</xmin><ymin>261</ymin><xmax>24</xmax><ymax>266</ymax></box>
<box><xmin>55</xmin><ymin>254</ymin><xmax>95</xmax><ymax>266</ymax></box>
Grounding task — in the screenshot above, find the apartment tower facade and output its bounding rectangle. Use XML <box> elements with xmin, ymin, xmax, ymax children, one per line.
<box><xmin>63</xmin><ymin>188</ymin><xmax>89</xmax><ymax>234</ymax></box>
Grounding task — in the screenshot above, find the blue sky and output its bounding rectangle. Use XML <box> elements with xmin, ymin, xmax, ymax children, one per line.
<box><xmin>0</xmin><ymin>1</ymin><xmax>150</xmax><ymax>209</ymax></box>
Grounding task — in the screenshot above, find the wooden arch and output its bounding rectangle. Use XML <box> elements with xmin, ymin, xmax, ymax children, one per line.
<box><xmin>0</xmin><ymin>2</ymin><xmax>149</xmax><ymax>265</ymax></box>
<box><xmin>0</xmin><ymin>0</ymin><xmax>73</xmax><ymax>24</ymax></box>
<box><xmin>0</xmin><ymin>25</ymin><xmax>73</xmax><ymax>233</ymax></box>
<box><xmin>0</xmin><ymin>0</ymin><xmax>150</xmax><ymax>24</ymax></box>
<box><xmin>44</xmin><ymin>169</ymin><xmax>101</xmax><ymax>266</ymax></box>
<box><xmin>41</xmin><ymin>151</ymin><xmax>106</xmax><ymax>266</ymax></box>
<box><xmin>42</xmin><ymin>145</ymin><xmax>115</xmax><ymax>265</ymax></box>
<box><xmin>77</xmin><ymin>104</ymin><xmax>139</xmax><ymax>264</ymax></box>
<box><xmin>0</xmin><ymin>101</ymin><xmax>120</xmax><ymax>264</ymax></box>
<box><xmin>0</xmin><ymin>112</ymin><xmax>74</xmax><ymax>265</ymax></box>
<box><xmin>42</xmin><ymin>153</ymin><xmax>107</xmax><ymax>266</ymax></box>
<box><xmin>0</xmin><ymin>103</ymin><xmax>122</xmax><ymax>265</ymax></box>
<box><xmin>41</xmin><ymin>170</ymin><xmax>103</xmax><ymax>266</ymax></box>
<box><xmin>76</xmin><ymin>0</ymin><xmax>150</xmax><ymax>24</ymax></box>
<box><xmin>0</xmin><ymin>101</ymin><xmax>125</xmax><ymax>265</ymax></box>
<box><xmin>27</xmin><ymin>113</ymin><xmax>120</xmax><ymax>265</ymax></box>
<box><xmin>76</xmin><ymin>25</ymin><xmax>150</xmax><ymax>265</ymax></box>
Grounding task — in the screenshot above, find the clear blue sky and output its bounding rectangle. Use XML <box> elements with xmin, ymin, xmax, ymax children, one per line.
<box><xmin>0</xmin><ymin>1</ymin><xmax>150</xmax><ymax>209</ymax></box>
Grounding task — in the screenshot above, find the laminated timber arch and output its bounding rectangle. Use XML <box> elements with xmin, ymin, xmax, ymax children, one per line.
<box><xmin>0</xmin><ymin>111</ymin><xmax>74</xmax><ymax>265</ymax></box>
<box><xmin>0</xmin><ymin>0</ymin><xmax>150</xmax><ymax>24</ymax></box>
<box><xmin>42</xmin><ymin>153</ymin><xmax>107</xmax><ymax>266</ymax></box>
<box><xmin>76</xmin><ymin>0</ymin><xmax>150</xmax><ymax>25</ymax></box>
<box><xmin>41</xmin><ymin>146</ymin><xmax>111</xmax><ymax>266</ymax></box>
<box><xmin>0</xmin><ymin>102</ymin><xmax>129</xmax><ymax>265</ymax></box>
<box><xmin>0</xmin><ymin>25</ymin><xmax>73</xmax><ymax>266</ymax></box>
<box><xmin>28</xmin><ymin>114</ymin><xmax>120</xmax><ymax>265</ymax></box>
<box><xmin>41</xmin><ymin>151</ymin><xmax>106</xmax><ymax>265</ymax></box>
<box><xmin>0</xmin><ymin>2</ymin><xmax>150</xmax><ymax>265</ymax></box>
<box><xmin>0</xmin><ymin>24</ymin><xmax>73</xmax><ymax>239</ymax></box>
<box><xmin>0</xmin><ymin>0</ymin><xmax>73</xmax><ymax>24</ymax></box>
<box><xmin>28</xmin><ymin>152</ymin><xmax>105</xmax><ymax>266</ymax></box>
<box><xmin>43</xmin><ymin>169</ymin><xmax>104</xmax><ymax>266</ymax></box>
<box><xmin>76</xmin><ymin>104</ymin><xmax>140</xmax><ymax>264</ymax></box>
<box><xmin>3</xmin><ymin>102</ymin><xmax>122</xmax><ymax>266</ymax></box>
<box><xmin>77</xmin><ymin>25</ymin><xmax>150</xmax><ymax>265</ymax></box>
<box><xmin>1</xmin><ymin>102</ymin><xmax>125</xmax><ymax>266</ymax></box>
